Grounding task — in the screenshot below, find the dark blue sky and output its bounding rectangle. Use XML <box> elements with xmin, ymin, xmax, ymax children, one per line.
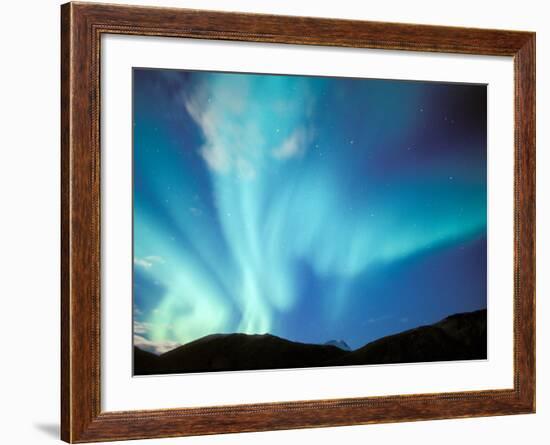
<box><xmin>132</xmin><ymin>68</ymin><xmax>487</xmax><ymax>354</ymax></box>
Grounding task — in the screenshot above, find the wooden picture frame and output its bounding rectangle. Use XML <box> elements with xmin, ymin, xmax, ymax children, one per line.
<box><xmin>61</xmin><ymin>2</ymin><xmax>535</xmax><ymax>442</ymax></box>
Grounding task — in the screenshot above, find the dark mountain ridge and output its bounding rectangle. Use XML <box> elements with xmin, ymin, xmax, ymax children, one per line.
<box><xmin>324</xmin><ymin>339</ymin><xmax>351</xmax><ymax>351</ymax></box>
<box><xmin>134</xmin><ymin>309</ymin><xmax>486</xmax><ymax>375</ymax></box>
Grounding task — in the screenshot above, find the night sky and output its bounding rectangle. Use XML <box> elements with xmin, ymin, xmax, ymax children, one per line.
<box><xmin>132</xmin><ymin>68</ymin><xmax>487</xmax><ymax>355</ymax></box>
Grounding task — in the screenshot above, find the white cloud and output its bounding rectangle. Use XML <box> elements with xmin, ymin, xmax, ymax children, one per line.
<box><xmin>133</xmin><ymin>334</ymin><xmax>180</xmax><ymax>355</ymax></box>
<box><xmin>184</xmin><ymin>78</ymin><xmax>315</xmax><ymax>188</ymax></box>
<box><xmin>183</xmin><ymin>82</ymin><xmax>265</xmax><ymax>181</ymax></box>
<box><xmin>133</xmin><ymin>321</ymin><xmax>152</xmax><ymax>335</ymax></box>
<box><xmin>133</xmin><ymin>255</ymin><xmax>165</xmax><ymax>270</ymax></box>
<box><xmin>184</xmin><ymin>95</ymin><xmax>232</xmax><ymax>174</ymax></box>
<box><xmin>201</xmin><ymin>143</ymin><xmax>231</xmax><ymax>173</ymax></box>
<box><xmin>134</xmin><ymin>257</ymin><xmax>152</xmax><ymax>269</ymax></box>
<box><xmin>272</xmin><ymin>127</ymin><xmax>310</xmax><ymax>160</ymax></box>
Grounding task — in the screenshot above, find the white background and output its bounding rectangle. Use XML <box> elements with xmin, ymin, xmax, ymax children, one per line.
<box><xmin>103</xmin><ymin>35</ymin><xmax>514</xmax><ymax>411</ymax></box>
<box><xmin>0</xmin><ymin>0</ymin><xmax>546</xmax><ymax>444</ymax></box>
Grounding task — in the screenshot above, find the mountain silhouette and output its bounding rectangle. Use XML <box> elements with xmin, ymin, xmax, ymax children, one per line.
<box><xmin>134</xmin><ymin>309</ymin><xmax>486</xmax><ymax>375</ymax></box>
<box><xmin>324</xmin><ymin>339</ymin><xmax>352</xmax><ymax>351</ymax></box>
<box><xmin>329</xmin><ymin>309</ymin><xmax>486</xmax><ymax>366</ymax></box>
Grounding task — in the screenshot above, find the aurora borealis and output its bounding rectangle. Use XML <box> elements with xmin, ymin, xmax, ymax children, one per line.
<box><xmin>133</xmin><ymin>68</ymin><xmax>487</xmax><ymax>356</ymax></box>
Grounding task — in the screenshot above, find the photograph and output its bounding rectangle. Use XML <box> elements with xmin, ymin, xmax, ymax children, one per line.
<box><xmin>132</xmin><ymin>68</ymin><xmax>488</xmax><ymax>375</ymax></box>
<box><xmin>50</xmin><ymin>1</ymin><xmax>536</xmax><ymax>442</ymax></box>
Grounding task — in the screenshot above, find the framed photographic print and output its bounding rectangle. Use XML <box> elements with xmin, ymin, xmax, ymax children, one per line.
<box><xmin>61</xmin><ymin>2</ymin><xmax>535</xmax><ymax>442</ymax></box>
